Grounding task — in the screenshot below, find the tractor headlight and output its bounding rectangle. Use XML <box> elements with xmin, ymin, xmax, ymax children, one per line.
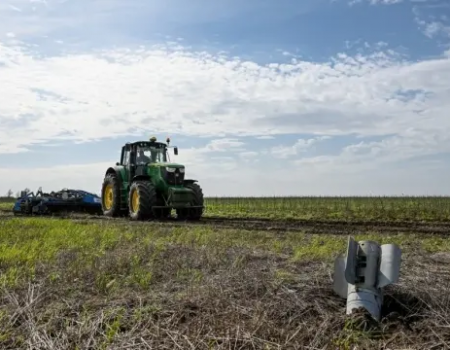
<box><xmin>165</xmin><ymin>167</ymin><xmax>176</xmax><ymax>172</ymax></box>
<box><xmin>179</xmin><ymin>167</ymin><xmax>185</xmax><ymax>173</ymax></box>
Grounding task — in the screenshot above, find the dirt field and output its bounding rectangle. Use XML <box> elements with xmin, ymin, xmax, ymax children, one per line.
<box><xmin>1</xmin><ymin>198</ymin><xmax>450</xmax><ymax>349</ymax></box>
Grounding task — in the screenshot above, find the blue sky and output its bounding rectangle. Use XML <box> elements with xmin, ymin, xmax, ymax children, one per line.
<box><xmin>0</xmin><ymin>0</ymin><xmax>450</xmax><ymax>196</ymax></box>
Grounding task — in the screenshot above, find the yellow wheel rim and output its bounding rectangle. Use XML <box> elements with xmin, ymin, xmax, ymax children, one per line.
<box><xmin>104</xmin><ymin>184</ymin><xmax>114</xmax><ymax>210</ymax></box>
<box><xmin>131</xmin><ymin>188</ymin><xmax>139</xmax><ymax>213</ymax></box>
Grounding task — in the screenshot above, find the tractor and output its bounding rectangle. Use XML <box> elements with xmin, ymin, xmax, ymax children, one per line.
<box><xmin>100</xmin><ymin>137</ymin><xmax>204</xmax><ymax>220</ymax></box>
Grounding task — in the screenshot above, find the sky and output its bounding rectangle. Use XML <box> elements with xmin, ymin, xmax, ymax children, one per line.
<box><xmin>0</xmin><ymin>0</ymin><xmax>450</xmax><ymax>196</ymax></box>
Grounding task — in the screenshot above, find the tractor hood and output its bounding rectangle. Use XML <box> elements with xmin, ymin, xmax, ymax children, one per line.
<box><xmin>149</xmin><ymin>163</ymin><xmax>185</xmax><ymax>169</ymax></box>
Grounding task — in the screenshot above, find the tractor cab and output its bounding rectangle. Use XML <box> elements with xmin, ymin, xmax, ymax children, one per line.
<box><xmin>119</xmin><ymin>137</ymin><xmax>179</xmax><ymax>166</ymax></box>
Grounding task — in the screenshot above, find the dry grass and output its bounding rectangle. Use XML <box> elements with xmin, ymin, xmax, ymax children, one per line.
<box><xmin>0</xmin><ymin>218</ymin><xmax>449</xmax><ymax>349</ymax></box>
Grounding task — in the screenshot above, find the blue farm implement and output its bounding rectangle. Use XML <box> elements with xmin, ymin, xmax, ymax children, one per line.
<box><xmin>13</xmin><ymin>187</ymin><xmax>103</xmax><ymax>216</ymax></box>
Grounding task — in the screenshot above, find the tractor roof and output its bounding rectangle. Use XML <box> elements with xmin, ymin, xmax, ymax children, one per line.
<box><xmin>125</xmin><ymin>137</ymin><xmax>172</xmax><ymax>149</ymax></box>
<box><xmin>125</xmin><ymin>141</ymin><xmax>167</xmax><ymax>148</ymax></box>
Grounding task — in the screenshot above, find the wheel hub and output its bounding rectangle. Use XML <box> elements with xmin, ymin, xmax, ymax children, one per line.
<box><xmin>104</xmin><ymin>184</ymin><xmax>114</xmax><ymax>210</ymax></box>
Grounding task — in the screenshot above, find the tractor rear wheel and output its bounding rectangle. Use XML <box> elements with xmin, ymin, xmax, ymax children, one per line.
<box><xmin>176</xmin><ymin>182</ymin><xmax>204</xmax><ymax>220</ymax></box>
<box><xmin>101</xmin><ymin>173</ymin><xmax>121</xmax><ymax>217</ymax></box>
<box><xmin>128</xmin><ymin>180</ymin><xmax>157</xmax><ymax>220</ymax></box>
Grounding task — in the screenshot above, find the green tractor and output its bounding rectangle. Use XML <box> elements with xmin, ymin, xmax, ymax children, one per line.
<box><xmin>101</xmin><ymin>136</ymin><xmax>204</xmax><ymax>220</ymax></box>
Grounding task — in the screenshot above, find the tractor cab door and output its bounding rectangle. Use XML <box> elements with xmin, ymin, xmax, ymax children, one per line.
<box><xmin>132</xmin><ymin>144</ymin><xmax>149</xmax><ymax>177</ymax></box>
<box><xmin>121</xmin><ymin>144</ymin><xmax>132</xmax><ymax>190</ymax></box>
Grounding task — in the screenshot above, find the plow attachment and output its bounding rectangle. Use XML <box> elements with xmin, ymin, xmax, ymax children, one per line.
<box><xmin>13</xmin><ymin>187</ymin><xmax>103</xmax><ymax>216</ymax></box>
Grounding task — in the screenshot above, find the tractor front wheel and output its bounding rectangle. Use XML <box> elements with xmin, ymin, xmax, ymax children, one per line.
<box><xmin>101</xmin><ymin>173</ymin><xmax>121</xmax><ymax>217</ymax></box>
<box><xmin>128</xmin><ymin>181</ymin><xmax>157</xmax><ymax>220</ymax></box>
<box><xmin>176</xmin><ymin>182</ymin><xmax>204</xmax><ymax>220</ymax></box>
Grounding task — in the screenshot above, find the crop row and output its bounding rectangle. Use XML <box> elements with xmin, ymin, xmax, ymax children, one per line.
<box><xmin>203</xmin><ymin>196</ymin><xmax>450</xmax><ymax>221</ymax></box>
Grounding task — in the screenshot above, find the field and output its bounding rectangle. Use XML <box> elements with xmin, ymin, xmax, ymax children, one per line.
<box><xmin>1</xmin><ymin>196</ymin><xmax>450</xmax><ymax>349</ymax></box>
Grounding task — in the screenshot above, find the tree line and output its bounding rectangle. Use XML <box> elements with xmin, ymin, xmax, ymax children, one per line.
<box><xmin>0</xmin><ymin>188</ymin><xmax>30</xmax><ymax>200</ymax></box>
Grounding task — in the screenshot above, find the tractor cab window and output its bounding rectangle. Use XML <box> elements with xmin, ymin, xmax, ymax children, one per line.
<box><xmin>136</xmin><ymin>146</ymin><xmax>167</xmax><ymax>164</ymax></box>
<box><xmin>121</xmin><ymin>145</ymin><xmax>131</xmax><ymax>166</ymax></box>
<box><xmin>122</xmin><ymin>150</ymin><xmax>130</xmax><ymax>165</ymax></box>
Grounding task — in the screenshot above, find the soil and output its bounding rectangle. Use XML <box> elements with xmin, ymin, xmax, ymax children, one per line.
<box><xmin>3</xmin><ymin>208</ymin><xmax>450</xmax><ymax>235</ymax></box>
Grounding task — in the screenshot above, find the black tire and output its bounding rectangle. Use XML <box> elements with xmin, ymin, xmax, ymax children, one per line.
<box><xmin>128</xmin><ymin>181</ymin><xmax>157</xmax><ymax>221</ymax></box>
<box><xmin>101</xmin><ymin>173</ymin><xmax>121</xmax><ymax>217</ymax></box>
<box><xmin>176</xmin><ymin>182</ymin><xmax>204</xmax><ymax>220</ymax></box>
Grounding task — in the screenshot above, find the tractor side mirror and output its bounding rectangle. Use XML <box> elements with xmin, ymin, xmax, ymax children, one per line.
<box><xmin>116</xmin><ymin>162</ymin><xmax>120</xmax><ymax>166</ymax></box>
<box><xmin>174</xmin><ymin>147</ymin><xmax>178</xmax><ymax>155</ymax></box>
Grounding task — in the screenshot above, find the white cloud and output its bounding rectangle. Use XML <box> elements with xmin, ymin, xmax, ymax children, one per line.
<box><xmin>239</xmin><ymin>151</ymin><xmax>258</xmax><ymax>159</ymax></box>
<box><xmin>204</xmin><ymin>138</ymin><xmax>245</xmax><ymax>152</ymax></box>
<box><xmin>422</xmin><ymin>22</ymin><xmax>448</xmax><ymax>38</ymax></box>
<box><xmin>8</xmin><ymin>5</ymin><xmax>22</xmax><ymax>12</ymax></box>
<box><xmin>270</xmin><ymin>136</ymin><xmax>330</xmax><ymax>159</ymax></box>
<box><xmin>414</xmin><ymin>15</ymin><xmax>450</xmax><ymax>39</ymax></box>
<box><xmin>413</xmin><ymin>2</ymin><xmax>450</xmax><ymax>39</ymax></box>
<box><xmin>291</xmin><ymin>128</ymin><xmax>450</xmax><ymax>181</ymax></box>
<box><xmin>370</xmin><ymin>0</ymin><xmax>403</xmax><ymax>4</ymax></box>
<box><xmin>349</xmin><ymin>0</ymin><xmax>403</xmax><ymax>6</ymax></box>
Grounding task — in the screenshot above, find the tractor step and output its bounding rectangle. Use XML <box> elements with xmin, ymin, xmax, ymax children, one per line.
<box><xmin>119</xmin><ymin>188</ymin><xmax>128</xmax><ymax>209</ymax></box>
